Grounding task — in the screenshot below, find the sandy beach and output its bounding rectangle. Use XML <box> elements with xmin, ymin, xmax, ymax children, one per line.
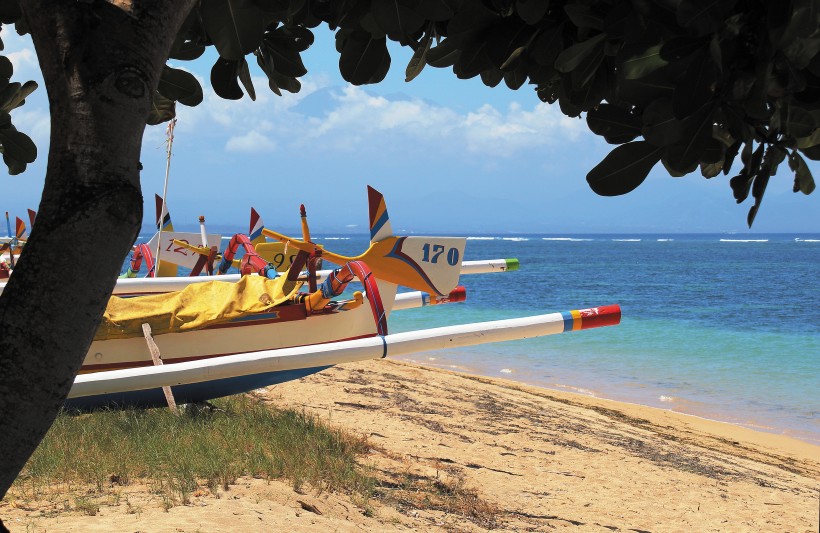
<box><xmin>3</xmin><ymin>359</ymin><xmax>818</xmax><ymax>532</ymax></box>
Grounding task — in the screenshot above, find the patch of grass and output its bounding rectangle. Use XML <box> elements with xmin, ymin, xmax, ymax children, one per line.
<box><xmin>124</xmin><ymin>496</ymin><xmax>141</xmax><ymax>516</ymax></box>
<box><xmin>73</xmin><ymin>497</ymin><xmax>100</xmax><ymax>516</ymax></box>
<box><xmin>12</xmin><ymin>395</ymin><xmax>374</xmax><ymax>508</ymax></box>
<box><xmin>377</xmin><ymin>466</ymin><xmax>499</xmax><ymax>529</ymax></box>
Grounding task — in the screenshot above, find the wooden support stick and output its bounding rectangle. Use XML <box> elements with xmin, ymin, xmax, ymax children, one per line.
<box><xmin>142</xmin><ymin>323</ymin><xmax>179</xmax><ymax>413</ymax></box>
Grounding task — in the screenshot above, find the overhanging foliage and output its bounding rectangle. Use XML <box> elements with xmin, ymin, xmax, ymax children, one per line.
<box><xmin>1</xmin><ymin>0</ymin><xmax>818</xmax><ymax>226</ymax></box>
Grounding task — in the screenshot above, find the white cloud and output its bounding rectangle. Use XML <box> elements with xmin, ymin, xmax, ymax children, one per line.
<box><xmin>0</xmin><ymin>29</ymin><xmax>584</xmax><ymax>163</ymax></box>
<box><xmin>9</xmin><ymin>108</ymin><xmax>50</xmax><ymax>149</ymax></box>
<box><xmin>274</xmin><ymin>84</ymin><xmax>584</xmax><ymax>159</ymax></box>
<box><xmin>0</xmin><ymin>31</ymin><xmax>590</xmax><ymax>175</ymax></box>
<box><xmin>173</xmin><ymin>70</ymin><xmax>323</xmax><ymax>128</ymax></box>
<box><xmin>461</xmin><ymin>101</ymin><xmax>585</xmax><ymax>156</ymax></box>
<box><xmin>2</xmin><ymin>32</ymin><xmax>41</xmax><ymax>83</ymax></box>
<box><xmin>6</xmin><ymin>46</ymin><xmax>37</xmax><ymax>77</ymax></box>
<box><xmin>225</xmin><ymin>130</ymin><xmax>276</xmax><ymax>153</ymax></box>
<box><xmin>162</xmin><ymin>74</ymin><xmax>588</xmax><ymax>161</ymax></box>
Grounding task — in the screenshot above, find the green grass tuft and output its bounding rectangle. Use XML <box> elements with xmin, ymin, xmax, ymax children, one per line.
<box><xmin>14</xmin><ymin>395</ymin><xmax>375</xmax><ymax>507</ymax></box>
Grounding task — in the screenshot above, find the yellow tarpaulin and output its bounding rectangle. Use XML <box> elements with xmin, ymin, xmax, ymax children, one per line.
<box><xmin>95</xmin><ymin>276</ymin><xmax>303</xmax><ymax>341</ymax></box>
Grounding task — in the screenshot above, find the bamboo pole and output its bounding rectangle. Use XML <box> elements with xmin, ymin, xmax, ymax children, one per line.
<box><xmin>153</xmin><ymin>118</ymin><xmax>176</xmax><ymax>274</ymax></box>
<box><xmin>141</xmin><ymin>323</ymin><xmax>178</xmax><ymax>413</ymax></box>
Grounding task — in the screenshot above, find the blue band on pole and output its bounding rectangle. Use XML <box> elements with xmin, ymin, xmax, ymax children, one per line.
<box><xmin>560</xmin><ymin>311</ymin><xmax>574</xmax><ymax>332</ymax></box>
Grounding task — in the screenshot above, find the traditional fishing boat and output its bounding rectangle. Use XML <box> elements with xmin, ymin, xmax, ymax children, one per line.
<box><xmin>118</xmin><ymin>195</ymin><xmax>302</xmax><ymax>282</ymax></box>
<box><xmin>70</xmin><ymin>187</ymin><xmax>472</xmax><ymax>407</ymax></box>
<box><xmin>120</xmin><ymin>119</ymin><xmax>299</xmax><ymax>281</ymax></box>
<box><xmin>63</xmin><ymin>186</ymin><xmax>620</xmax><ymax>409</ymax></box>
<box><xmin>119</xmin><ymin>194</ymin><xmax>224</xmax><ymax>279</ymax></box>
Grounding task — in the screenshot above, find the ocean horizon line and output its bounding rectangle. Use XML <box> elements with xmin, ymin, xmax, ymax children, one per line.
<box><xmin>139</xmin><ymin>227</ymin><xmax>820</xmax><ymax>237</ymax></box>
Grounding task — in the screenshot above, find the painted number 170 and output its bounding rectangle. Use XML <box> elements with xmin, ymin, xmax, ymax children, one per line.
<box><xmin>421</xmin><ymin>243</ymin><xmax>459</xmax><ymax>266</ymax></box>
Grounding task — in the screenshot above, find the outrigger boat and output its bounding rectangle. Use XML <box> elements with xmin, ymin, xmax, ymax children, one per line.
<box><xmin>111</xmin><ymin>194</ymin><xmax>515</xmax><ymax>295</ymax></box>
<box><xmin>65</xmin><ymin>186</ymin><xmax>621</xmax><ymax>410</ymax></box>
<box><xmin>118</xmin><ymin>196</ymin><xmax>310</xmax><ymax>284</ymax></box>
<box><xmin>119</xmin><ymin>194</ymin><xmax>224</xmax><ymax>279</ymax></box>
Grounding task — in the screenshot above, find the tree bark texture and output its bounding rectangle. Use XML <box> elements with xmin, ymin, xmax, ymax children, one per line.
<box><xmin>0</xmin><ymin>0</ymin><xmax>196</xmax><ymax>499</ymax></box>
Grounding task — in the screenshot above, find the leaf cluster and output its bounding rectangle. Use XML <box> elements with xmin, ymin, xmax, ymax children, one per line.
<box><xmin>150</xmin><ymin>0</ymin><xmax>315</xmax><ymax>124</ymax></box>
<box><xmin>305</xmin><ymin>0</ymin><xmax>817</xmax><ymax>226</ymax></box>
<box><xmin>0</xmin><ymin>21</ymin><xmax>36</xmax><ymax>175</ymax></box>
<box><xmin>3</xmin><ymin>0</ymin><xmax>819</xmax><ymax>225</ymax></box>
<box><xmin>167</xmin><ymin>0</ymin><xmax>818</xmax><ymax>225</ymax></box>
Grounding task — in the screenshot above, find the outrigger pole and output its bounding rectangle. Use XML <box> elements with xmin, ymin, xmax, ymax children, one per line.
<box><xmin>0</xmin><ymin>258</ymin><xmax>520</xmax><ymax>297</ymax></box>
<box><xmin>68</xmin><ymin>304</ymin><xmax>620</xmax><ymax>399</ymax></box>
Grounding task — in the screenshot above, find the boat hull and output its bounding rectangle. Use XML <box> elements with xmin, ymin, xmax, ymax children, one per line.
<box><xmin>75</xmin><ymin>281</ymin><xmax>397</xmax><ymax>408</ymax></box>
<box><xmin>68</xmin><ymin>304</ymin><xmax>622</xmax><ymax>408</ymax></box>
<box><xmin>65</xmin><ymin>365</ymin><xmax>331</xmax><ymax>410</ymax></box>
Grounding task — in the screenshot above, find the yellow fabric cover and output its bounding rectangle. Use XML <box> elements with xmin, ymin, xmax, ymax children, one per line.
<box><xmin>95</xmin><ymin>275</ymin><xmax>303</xmax><ymax>341</ymax></box>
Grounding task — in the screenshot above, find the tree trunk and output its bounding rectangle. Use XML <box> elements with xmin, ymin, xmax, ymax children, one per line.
<box><xmin>0</xmin><ymin>0</ymin><xmax>196</xmax><ymax>498</ymax></box>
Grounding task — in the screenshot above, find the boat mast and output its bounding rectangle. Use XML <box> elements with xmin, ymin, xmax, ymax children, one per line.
<box><xmin>153</xmin><ymin>118</ymin><xmax>176</xmax><ymax>275</ymax></box>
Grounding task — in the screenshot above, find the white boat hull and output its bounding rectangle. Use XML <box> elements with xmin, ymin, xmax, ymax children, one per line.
<box><xmin>83</xmin><ymin>281</ymin><xmax>398</xmax><ymax>373</ymax></box>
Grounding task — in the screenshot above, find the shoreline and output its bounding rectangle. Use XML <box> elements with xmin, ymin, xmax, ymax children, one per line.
<box><xmin>385</xmin><ymin>359</ymin><xmax>819</xmax><ymax>462</ymax></box>
<box><xmin>5</xmin><ymin>358</ymin><xmax>819</xmax><ymax>532</ymax></box>
<box><xmin>392</xmin><ymin>359</ymin><xmax>820</xmax><ymax>460</ymax></box>
<box><xmin>395</xmin><ymin>352</ymin><xmax>820</xmax><ymax>448</ymax></box>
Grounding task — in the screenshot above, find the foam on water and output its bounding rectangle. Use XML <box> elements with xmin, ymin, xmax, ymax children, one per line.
<box><xmin>555</xmin><ymin>384</ymin><xmax>597</xmax><ymax>396</ymax></box>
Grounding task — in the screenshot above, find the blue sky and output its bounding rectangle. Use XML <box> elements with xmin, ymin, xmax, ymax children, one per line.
<box><xmin>2</xmin><ymin>26</ymin><xmax>817</xmax><ymax>234</ymax></box>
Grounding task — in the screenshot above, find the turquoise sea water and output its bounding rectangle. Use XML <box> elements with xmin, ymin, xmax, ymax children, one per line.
<box><xmin>135</xmin><ymin>232</ymin><xmax>820</xmax><ymax>445</ymax></box>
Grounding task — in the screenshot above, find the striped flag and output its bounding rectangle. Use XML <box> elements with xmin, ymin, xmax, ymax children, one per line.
<box><xmin>155</xmin><ymin>194</ymin><xmax>172</xmax><ymax>232</ymax></box>
<box><xmin>15</xmin><ymin>217</ymin><xmax>26</xmax><ymax>239</ymax></box>
<box><xmin>367</xmin><ymin>185</ymin><xmax>392</xmax><ymax>242</ymax></box>
<box><xmin>249</xmin><ymin>207</ymin><xmax>265</xmax><ymax>244</ymax></box>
